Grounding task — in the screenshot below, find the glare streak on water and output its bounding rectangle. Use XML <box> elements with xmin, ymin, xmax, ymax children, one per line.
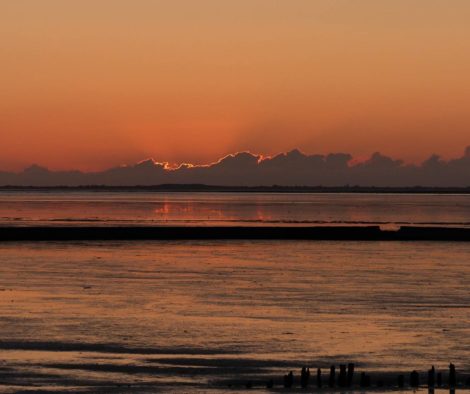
<box><xmin>0</xmin><ymin>240</ymin><xmax>469</xmax><ymax>392</ymax></box>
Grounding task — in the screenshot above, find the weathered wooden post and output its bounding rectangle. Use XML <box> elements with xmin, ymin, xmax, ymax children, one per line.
<box><xmin>449</xmin><ymin>363</ymin><xmax>456</xmax><ymax>388</ymax></box>
<box><xmin>300</xmin><ymin>367</ymin><xmax>310</xmax><ymax>388</ymax></box>
<box><xmin>284</xmin><ymin>371</ymin><xmax>294</xmax><ymax>388</ymax></box>
<box><xmin>329</xmin><ymin>365</ymin><xmax>336</xmax><ymax>388</ymax></box>
<box><xmin>339</xmin><ymin>364</ymin><xmax>347</xmax><ymax>387</ymax></box>
<box><xmin>428</xmin><ymin>366</ymin><xmax>435</xmax><ymax>388</ymax></box>
<box><xmin>347</xmin><ymin>363</ymin><xmax>355</xmax><ymax>387</ymax></box>
<box><xmin>317</xmin><ymin>368</ymin><xmax>322</xmax><ymax>388</ymax></box>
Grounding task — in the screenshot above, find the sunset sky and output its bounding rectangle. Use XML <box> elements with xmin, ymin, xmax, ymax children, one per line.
<box><xmin>1</xmin><ymin>0</ymin><xmax>470</xmax><ymax>171</ymax></box>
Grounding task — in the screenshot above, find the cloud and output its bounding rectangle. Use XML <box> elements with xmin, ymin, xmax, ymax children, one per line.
<box><xmin>1</xmin><ymin>147</ymin><xmax>470</xmax><ymax>187</ymax></box>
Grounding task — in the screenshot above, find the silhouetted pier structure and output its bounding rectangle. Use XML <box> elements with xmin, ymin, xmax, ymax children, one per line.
<box><xmin>237</xmin><ymin>363</ymin><xmax>467</xmax><ymax>391</ymax></box>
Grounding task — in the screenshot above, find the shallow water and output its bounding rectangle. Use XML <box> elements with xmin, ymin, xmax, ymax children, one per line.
<box><xmin>0</xmin><ymin>240</ymin><xmax>469</xmax><ymax>392</ymax></box>
<box><xmin>1</xmin><ymin>191</ymin><xmax>470</xmax><ymax>228</ymax></box>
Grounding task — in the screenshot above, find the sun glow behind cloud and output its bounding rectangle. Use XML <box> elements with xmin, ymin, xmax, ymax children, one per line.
<box><xmin>1</xmin><ymin>0</ymin><xmax>470</xmax><ymax>171</ymax></box>
<box><xmin>2</xmin><ymin>147</ymin><xmax>470</xmax><ymax>187</ymax></box>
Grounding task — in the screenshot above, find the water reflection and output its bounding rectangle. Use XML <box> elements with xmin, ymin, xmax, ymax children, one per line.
<box><xmin>0</xmin><ymin>241</ymin><xmax>469</xmax><ymax>391</ymax></box>
<box><xmin>0</xmin><ymin>192</ymin><xmax>470</xmax><ymax>227</ymax></box>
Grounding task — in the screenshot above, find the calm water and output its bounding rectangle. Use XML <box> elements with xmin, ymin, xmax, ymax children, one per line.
<box><xmin>0</xmin><ymin>192</ymin><xmax>469</xmax><ymax>392</ymax></box>
<box><xmin>0</xmin><ymin>191</ymin><xmax>470</xmax><ymax>228</ymax></box>
<box><xmin>0</xmin><ymin>241</ymin><xmax>469</xmax><ymax>392</ymax></box>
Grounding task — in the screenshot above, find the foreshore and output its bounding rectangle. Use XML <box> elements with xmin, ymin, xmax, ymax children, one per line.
<box><xmin>1</xmin><ymin>225</ymin><xmax>470</xmax><ymax>241</ymax></box>
<box><xmin>0</xmin><ymin>340</ymin><xmax>468</xmax><ymax>392</ymax></box>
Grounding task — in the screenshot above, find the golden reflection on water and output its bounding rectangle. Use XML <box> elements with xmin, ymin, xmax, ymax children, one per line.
<box><xmin>0</xmin><ymin>241</ymin><xmax>469</xmax><ymax>391</ymax></box>
<box><xmin>0</xmin><ymin>192</ymin><xmax>470</xmax><ymax>227</ymax></box>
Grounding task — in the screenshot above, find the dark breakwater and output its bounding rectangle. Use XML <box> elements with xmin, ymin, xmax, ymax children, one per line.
<box><xmin>1</xmin><ymin>225</ymin><xmax>470</xmax><ymax>241</ymax></box>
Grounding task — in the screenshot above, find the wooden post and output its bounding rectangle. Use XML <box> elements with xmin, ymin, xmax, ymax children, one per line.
<box><xmin>347</xmin><ymin>363</ymin><xmax>355</xmax><ymax>387</ymax></box>
<box><xmin>300</xmin><ymin>367</ymin><xmax>310</xmax><ymax>388</ymax></box>
<box><xmin>284</xmin><ymin>371</ymin><xmax>294</xmax><ymax>388</ymax></box>
<box><xmin>428</xmin><ymin>366</ymin><xmax>435</xmax><ymax>388</ymax></box>
<box><xmin>329</xmin><ymin>365</ymin><xmax>336</xmax><ymax>388</ymax></box>
<box><xmin>339</xmin><ymin>364</ymin><xmax>347</xmax><ymax>387</ymax></box>
<box><xmin>317</xmin><ymin>368</ymin><xmax>322</xmax><ymax>388</ymax></box>
<box><xmin>449</xmin><ymin>363</ymin><xmax>456</xmax><ymax>388</ymax></box>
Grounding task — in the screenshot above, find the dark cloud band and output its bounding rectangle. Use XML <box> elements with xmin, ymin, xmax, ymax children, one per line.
<box><xmin>1</xmin><ymin>147</ymin><xmax>470</xmax><ymax>187</ymax></box>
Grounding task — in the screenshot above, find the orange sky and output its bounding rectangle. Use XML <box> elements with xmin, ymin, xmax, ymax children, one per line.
<box><xmin>1</xmin><ymin>0</ymin><xmax>470</xmax><ymax>171</ymax></box>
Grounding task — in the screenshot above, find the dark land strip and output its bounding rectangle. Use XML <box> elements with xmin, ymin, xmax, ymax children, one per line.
<box><xmin>2</xmin><ymin>185</ymin><xmax>470</xmax><ymax>193</ymax></box>
<box><xmin>1</xmin><ymin>226</ymin><xmax>470</xmax><ymax>241</ymax></box>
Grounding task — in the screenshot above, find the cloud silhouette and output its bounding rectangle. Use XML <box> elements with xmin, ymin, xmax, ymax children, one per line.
<box><xmin>2</xmin><ymin>147</ymin><xmax>470</xmax><ymax>187</ymax></box>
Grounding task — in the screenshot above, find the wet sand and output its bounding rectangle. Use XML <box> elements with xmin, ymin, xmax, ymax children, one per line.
<box><xmin>0</xmin><ymin>241</ymin><xmax>469</xmax><ymax>392</ymax></box>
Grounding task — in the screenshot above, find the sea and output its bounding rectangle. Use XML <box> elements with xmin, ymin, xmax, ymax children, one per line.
<box><xmin>0</xmin><ymin>191</ymin><xmax>469</xmax><ymax>393</ymax></box>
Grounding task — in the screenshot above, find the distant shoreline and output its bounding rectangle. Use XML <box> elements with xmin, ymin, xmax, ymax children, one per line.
<box><xmin>2</xmin><ymin>226</ymin><xmax>470</xmax><ymax>241</ymax></box>
<box><xmin>1</xmin><ymin>185</ymin><xmax>470</xmax><ymax>193</ymax></box>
